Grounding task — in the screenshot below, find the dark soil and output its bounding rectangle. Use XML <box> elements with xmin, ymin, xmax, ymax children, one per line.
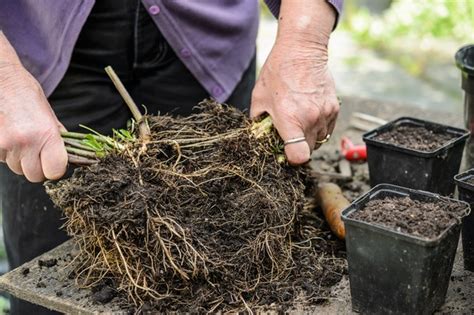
<box><xmin>45</xmin><ymin>100</ymin><xmax>346</xmax><ymax>313</ymax></box>
<box><xmin>374</xmin><ymin>124</ymin><xmax>456</xmax><ymax>151</ymax></box>
<box><xmin>38</xmin><ymin>259</ymin><xmax>57</xmax><ymax>268</ymax></box>
<box><xmin>91</xmin><ymin>285</ymin><xmax>117</xmax><ymax>304</ymax></box>
<box><xmin>350</xmin><ymin>196</ymin><xmax>469</xmax><ymax>239</ymax></box>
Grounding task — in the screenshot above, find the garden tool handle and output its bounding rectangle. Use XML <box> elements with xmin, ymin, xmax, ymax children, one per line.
<box><xmin>341</xmin><ymin>137</ymin><xmax>367</xmax><ymax>162</ymax></box>
<box><xmin>315</xmin><ymin>182</ymin><xmax>349</xmax><ymax>240</ymax></box>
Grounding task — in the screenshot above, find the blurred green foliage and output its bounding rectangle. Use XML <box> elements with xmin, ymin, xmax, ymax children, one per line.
<box><xmin>344</xmin><ymin>0</ymin><xmax>474</xmax><ymax>45</ymax></box>
<box><xmin>0</xmin><ymin>296</ymin><xmax>9</xmax><ymax>315</ymax></box>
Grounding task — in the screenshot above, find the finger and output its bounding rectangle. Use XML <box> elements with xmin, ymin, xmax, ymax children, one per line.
<box><xmin>0</xmin><ymin>149</ymin><xmax>6</xmax><ymax>162</ymax></box>
<box><xmin>249</xmin><ymin>90</ymin><xmax>268</xmax><ymax>119</ymax></box>
<box><xmin>273</xmin><ymin>117</ymin><xmax>311</xmax><ymax>165</ymax></box>
<box><xmin>250</xmin><ymin>106</ymin><xmax>267</xmax><ymax>120</ymax></box>
<box><xmin>57</xmin><ymin>121</ymin><xmax>67</xmax><ymax>133</ymax></box>
<box><xmin>327</xmin><ymin>116</ymin><xmax>337</xmax><ymax>139</ymax></box>
<box><xmin>40</xmin><ymin>134</ymin><xmax>68</xmax><ymax>180</ymax></box>
<box><xmin>5</xmin><ymin>151</ymin><xmax>23</xmax><ymax>175</ymax></box>
<box><xmin>312</xmin><ymin>126</ymin><xmax>329</xmax><ymax>151</ymax></box>
<box><xmin>20</xmin><ymin>150</ymin><xmax>45</xmax><ymax>183</ymax></box>
<box><xmin>285</xmin><ymin>141</ymin><xmax>311</xmax><ymax>165</ymax></box>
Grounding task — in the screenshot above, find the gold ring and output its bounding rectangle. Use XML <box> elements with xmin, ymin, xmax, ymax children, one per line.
<box><xmin>315</xmin><ymin>133</ymin><xmax>331</xmax><ymax>144</ymax></box>
<box><xmin>284</xmin><ymin>136</ymin><xmax>306</xmax><ymax>146</ymax></box>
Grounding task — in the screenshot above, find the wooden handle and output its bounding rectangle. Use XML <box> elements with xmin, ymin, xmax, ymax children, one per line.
<box><xmin>315</xmin><ymin>182</ymin><xmax>350</xmax><ymax>240</ymax></box>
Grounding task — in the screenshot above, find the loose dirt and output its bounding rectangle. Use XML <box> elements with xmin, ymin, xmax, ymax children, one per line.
<box><xmin>45</xmin><ymin>100</ymin><xmax>346</xmax><ymax>313</ymax></box>
<box><xmin>374</xmin><ymin>124</ymin><xmax>456</xmax><ymax>151</ymax></box>
<box><xmin>350</xmin><ymin>196</ymin><xmax>469</xmax><ymax>239</ymax></box>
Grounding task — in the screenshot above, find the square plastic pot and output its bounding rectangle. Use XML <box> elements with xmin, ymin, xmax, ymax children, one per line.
<box><xmin>363</xmin><ymin>117</ymin><xmax>469</xmax><ymax>196</ymax></box>
<box><xmin>342</xmin><ymin>184</ymin><xmax>469</xmax><ymax>315</ymax></box>
<box><xmin>455</xmin><ymin>44</ymin><xmax>474</xmax><ymax>169</ymax></box>
<box><xmin>454</xmin><ymin>169</ymin><xmax>474</xmax><ymax>271</ymax></box>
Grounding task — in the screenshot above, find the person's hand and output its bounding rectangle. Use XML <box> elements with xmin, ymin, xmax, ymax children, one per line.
<box><xmin>250</xmin><ymin>0</ymin><xmax>339</xmax><ymax>165</ymax></box>
<box><xmin>0</xmin><ymin>64</ymin><xmax>68</xmax><ymax>182</ymax></box>
<box><xmin>0</xmin><ymin>33</ymin><xmax>68</xmax><ymax>182</ymax></box>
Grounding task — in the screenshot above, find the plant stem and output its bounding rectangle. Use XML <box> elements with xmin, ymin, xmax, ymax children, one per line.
<box><xmin>104</xmin><ymin>66</ymin><xmax>151</xmax><ymax>139</ymax></box>
<box><xmin>251</xmin><ymin>116</ymin><xmax>273</xmax><ymax>139</ymax></box>
<box><xmin>67</xmin><ymin>154</ymin><xmax>98</xmax><ymax>166</ymax></box>
<box><xmin>66</xmin><ymin>147</ymin><xmax>98</xmax><ymax>159</ymax></box>
<box><xmin>63</xmin><ymin>138</ymin><xmax>96</xmax><ymax>152</ymax></box>
<box><xmin>61</xmin><ymin>131</ymin><xmax>107</xmax><ymax>143</ymax></box>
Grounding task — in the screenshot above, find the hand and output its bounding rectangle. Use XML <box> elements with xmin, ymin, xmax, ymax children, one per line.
<box><xmin>250</xmin><ymin>0</ymin><xmax>339</xmax><ymax>165</ymax></box>
<box><xmin>0</xmin><ymin>33</ymin><xmax>68</xmax><ymax>182</ymax></box>
<box><xmin>250</xmin><ymin>42</ymin><xmax>339</xmax><ymax>164</ymax></box>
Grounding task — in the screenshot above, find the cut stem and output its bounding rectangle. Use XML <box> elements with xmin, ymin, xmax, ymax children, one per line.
<box><xmin>67</xmin><ymin>154</ymin><xmax>98</xmax><ymax>166</ymax></box>
<box><xmin>251</xmin><ymin>116</ymin><xmax>273</xmax><ymax>139</ymax></box>
<box><xmin>62</xmin><ymin>131</ymin><xmax>109</xmax><ymax>143</ymax></box>
<box><xmin>105</xmin><ymin>66</ymin><xmax>150</xmax><ymax>139</ymax></box>
<box><xmin>63</xmin><ymin>138</ymin><xmax>96</xmax><ymax>152</ymax></box>
<box><xmin>66</xmin><ymin>147</ymin><xmax>99</xmax><ymax>159</ymax></box>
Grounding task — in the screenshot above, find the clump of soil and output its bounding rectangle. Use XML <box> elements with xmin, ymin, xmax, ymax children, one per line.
<box><xmin>374</xmin><ymin>124</ymin><xmax>456</xmax><ymax>151</ymax></box>
<box><xmin>45</xmin><ymin>100</ymin><xmax>345</xmax><ymax>312</ymax></box>
<box><xmin>350</xmin><ymin>196</ymin><xmax>469</xmax><ymax>239</ymax></box>
<box><xmin>38</xmin><ymin>259</ymin><xmax>57</xmax><ymax>268</ymax></box>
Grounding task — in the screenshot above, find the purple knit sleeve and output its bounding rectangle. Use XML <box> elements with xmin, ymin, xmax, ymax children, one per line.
<box><xmin>264</xmin><ymin>0</ymin><xmax>343</xmax><ymax>27</ymax></box>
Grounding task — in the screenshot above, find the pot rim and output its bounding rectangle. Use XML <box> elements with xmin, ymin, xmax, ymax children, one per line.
<box><xmin>454</xmin><ymin>168</ymin><xmax>474</xmax><ymax>192</ymax></box>
<box><xmin>342</xmin><ymin>184</ymin><xmax>470</xmax><ymax>246</ymax></box>
<box><xmin>455</xmin><ymin>44</ymin><xmax>474</xmax><ymax>76</ymax></box>
<box><xmin>363</xmin><ymin>117</ymin><xmax>470</xmax><ymax>157</ymax></box>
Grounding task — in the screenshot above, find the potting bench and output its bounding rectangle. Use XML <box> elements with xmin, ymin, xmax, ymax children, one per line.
<box><xmin>0</xmin><ymin>96</ymin><xmax>472</xmax><ymax>314</ymax></box>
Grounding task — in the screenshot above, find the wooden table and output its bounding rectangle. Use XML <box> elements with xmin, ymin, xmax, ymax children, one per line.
<box><xmin>1</xmin><ymin>96</ymin><xmax>472</xmax><ymax>314</ymax></box>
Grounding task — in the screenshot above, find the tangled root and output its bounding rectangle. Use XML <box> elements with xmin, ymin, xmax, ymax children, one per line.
<box><xmin>46</xmin><ymin>100</ymin><xmax>345</xmax><ymax>312</ymax></box>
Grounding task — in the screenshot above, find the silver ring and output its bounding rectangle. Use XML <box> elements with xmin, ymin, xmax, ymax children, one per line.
<box><xmin>284</xmin><ymin>137</ymin><xmax>306</xmax><ymax>146</ymax></box>
<box><xmin>315</xmin><ymin>133</ymin><xmax>331</xmax><ymax>144</ymax></box>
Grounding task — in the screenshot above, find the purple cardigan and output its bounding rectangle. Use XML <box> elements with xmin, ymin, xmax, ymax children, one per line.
<box><xmin>0</xmin><ymin>0</ymin><xmax>342</xmax><ymax>102</ymax></box>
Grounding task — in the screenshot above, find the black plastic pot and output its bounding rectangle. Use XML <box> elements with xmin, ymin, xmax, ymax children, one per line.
<box><xmin>454</xmin><ymin>169</ymin><xmax>474</xmax><ymax>271</ymax></box>
<box><xmin>342</xmin><ymin>184</ymin><xmax>469</xmax><ymax>315</ymax></box>
<box><xmin>363</xmin><ymin>117</ymin><xmax>469</xmax><ymax>195</ymax></box>
<box><xmin>455</xmin><ymin>45</ymin><xmax>474</xmax><ymax>170</ymax></box>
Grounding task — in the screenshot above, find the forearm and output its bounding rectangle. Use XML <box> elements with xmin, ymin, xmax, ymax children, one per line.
<box><xmin>276</xmin><ymin>0</ymin><xmax>336</xmax><ymax>52</ymax></box>
<box><xmin>0</xmin><ymin>31</ymin><xmax>23</xmax><ymax>68</ymax></box>
<box><xmin>252</xmin><ymin>0</ymin><xmax>339</xmax><ymax>165</ymax></box>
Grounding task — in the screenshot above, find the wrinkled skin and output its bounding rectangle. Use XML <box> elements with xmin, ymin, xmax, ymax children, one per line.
<box><xmin>0</xmin><ymin>0</ymin><xmax>338</xmax><ymax>182</ymax></box>
<box><xmin>251</xmin><ymin>0</ymin><xmax>339</xmax><ymax>165</ymax></box>
<box><xmin>0</xmin><ymin>31</ymin><xmax>67</xmax><ymax>182</ymax></box>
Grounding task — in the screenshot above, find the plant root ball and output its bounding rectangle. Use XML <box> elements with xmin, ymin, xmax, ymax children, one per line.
<box><xmin>45</xmin><ymin>100</ymin><xmax>345</xmax><ymax>312</ymax></box>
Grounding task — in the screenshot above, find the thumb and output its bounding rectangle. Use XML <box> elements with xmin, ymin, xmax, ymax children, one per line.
<box><xmin>272</xmin><ymin>117</ymin><xmax>310</xmax><ymax>165</ymax></box>
<box><xmin>250</xmin><ymin>97</ymin><xmax>266</xmax><ymax>119</ymax></box>
<box><xmin>40</xmin><ymin>133</ymin><xmax>68</xmax><ymax>180</ymax></box>
<box><xmin>57</xmin><ymin>121</ymin><xmax>67</xmax><ymax>133</ymax></box>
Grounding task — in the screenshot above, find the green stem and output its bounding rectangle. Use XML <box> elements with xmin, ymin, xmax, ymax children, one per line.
<box><xmin>63</xmin><ymin>138</ymin><xmax>96</xmax><ymax>152</ymax></box>
<box><xmin>105</xmin><ymin>66</ymin><xmax>151</xmax><ymax>139</ymax></box>
<box><xmin>251</xmin><ymin>116</ymin><xmax>273</xmax><ymax>139</ymax></box>
<box><xmin>67</xmin><ymin>154</ymin><xmax>98</xmax><ymax>166</ymax></box>
<box><xmin>66</xmin><ymin>147</ymin><xmax>98</xmax><ymax>159</ymax></box>
<box><xmin>61</xmin><ymin>131</ymin><xmax>107</xmax><ymax>143</ymax></box>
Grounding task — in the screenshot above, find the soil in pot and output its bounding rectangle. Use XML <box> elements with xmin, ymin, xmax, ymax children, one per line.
<box><xmin>363</xmin><ymin>117</ymin><xmax>469</xmax><ymax>195</ymax></box>
<box><xmin>373</xmin><ymin>124</ymin><xmax>457</xmax><ymax>152</ymax></box>
<box><xmin>350</xmin><ymin>196</ymin><xmax>467</xmax><ymax>238</ymax></box>
<box><xmin>343</xmin><ymin>185</ymin><xmax>470</xmax><ymax>315</ymax></box>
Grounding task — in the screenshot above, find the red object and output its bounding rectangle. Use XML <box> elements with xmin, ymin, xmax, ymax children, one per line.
<box><xmin>341</xmin><ymin>137</ymin><xmax>367</xmax><ymax>162</ymax></box>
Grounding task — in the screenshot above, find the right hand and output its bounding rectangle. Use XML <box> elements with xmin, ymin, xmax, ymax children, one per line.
<box><xmin>0</xmin><ymin>63</ymin><xmax>68</xmax><ymax>182</ymax></box>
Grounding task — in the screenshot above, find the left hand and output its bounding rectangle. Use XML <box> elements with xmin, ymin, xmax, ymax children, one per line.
<box><xmin>250</xmin><ymin>0</ymin><xmax>339</xmax><ymax>165</ymax></box>
<box><xmin>250</xmin><ymin>41</ymin><xmax>339</xmax><ymax>165</ymax></box>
